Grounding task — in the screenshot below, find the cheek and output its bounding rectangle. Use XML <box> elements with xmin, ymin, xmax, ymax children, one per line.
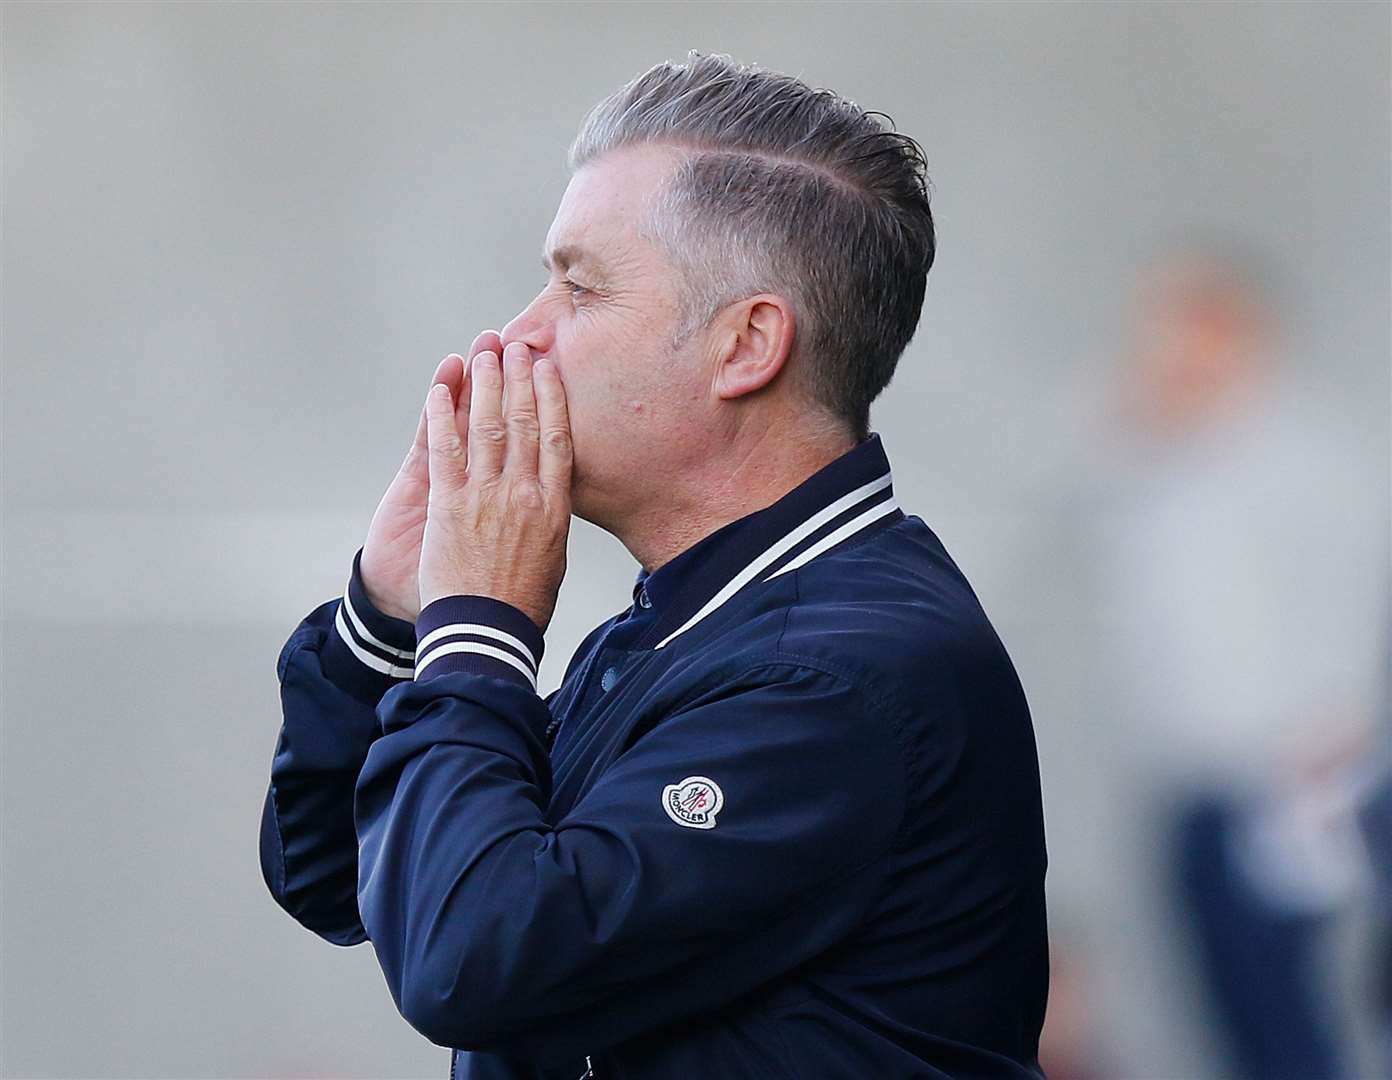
<box><xmin>559</xmin><ymin>317</ymin><xmax>679</xmax><ymax>424</ymax></box>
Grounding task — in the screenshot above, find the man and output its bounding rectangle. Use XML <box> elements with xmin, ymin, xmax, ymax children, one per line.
<box><xmin>261</xmin><ymin>51</ymin><xmax>1048</xmax><ymax>1079</ymax></box>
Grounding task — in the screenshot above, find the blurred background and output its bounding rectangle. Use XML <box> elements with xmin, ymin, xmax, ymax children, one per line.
<box><xmin>3</xmin><ymin>2</ymin><xmax>1388</xmax><ymax>1077</ymax></box>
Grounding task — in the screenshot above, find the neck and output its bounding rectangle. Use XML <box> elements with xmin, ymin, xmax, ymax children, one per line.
<box><xmin>612</xmin><ymin>421</ymin><xmax>858</xmax><ymax>576</ymax></box>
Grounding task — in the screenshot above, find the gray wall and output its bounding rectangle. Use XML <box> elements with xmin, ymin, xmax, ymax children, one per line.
<box><xmin>3</xmin><ymin>3</ymin><xmax>1387</xmax><ymax>1077</ymax></box>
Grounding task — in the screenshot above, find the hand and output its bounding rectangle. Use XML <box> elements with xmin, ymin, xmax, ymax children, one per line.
<box><xmin>418</xmin><ymin>341</ymin><xmax>572</xmax><ymax>633</ymax></box>
<box><xmin>359</xmin><ymin>330</ymin><xmax>502</xmax><ymax>623</ymax></box>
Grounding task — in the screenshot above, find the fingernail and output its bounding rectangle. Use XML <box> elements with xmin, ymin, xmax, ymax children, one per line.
<box><xmin>432</xmin><ymin>383</ymin><xmax>449</xmax><ymax>398</ymax></box>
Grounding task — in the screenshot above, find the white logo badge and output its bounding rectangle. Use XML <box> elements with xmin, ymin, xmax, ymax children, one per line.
<box><xmin>661</xmin><ymin>775</ymin><xmax>724</xmax><ymax>830</ymax></box>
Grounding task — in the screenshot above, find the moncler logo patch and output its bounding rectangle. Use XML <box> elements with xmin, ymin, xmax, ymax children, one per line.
<box><xmin>661</xmin><ymin>775</ymin><xmax>724</xmax><ymax>830</ymax></box>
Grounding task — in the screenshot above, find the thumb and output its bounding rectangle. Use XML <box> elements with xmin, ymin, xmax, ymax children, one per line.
<box><xmin>425</xmin><ymin>382</ymin><xmax>467</xmax><ymax>493</ymax></box>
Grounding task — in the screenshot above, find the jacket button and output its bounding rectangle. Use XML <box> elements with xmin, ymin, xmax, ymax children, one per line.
<box><xmin>601</xmin><ymin>666</ymin><xmax>619</xmax><ymax>692</ymax></box>
<box><xmin>638</xmin><ymin>588</ymin><xmax>652</xmax><ymax>609</ymax></box>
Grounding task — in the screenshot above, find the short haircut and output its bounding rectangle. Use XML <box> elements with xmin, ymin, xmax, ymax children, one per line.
<box><xmin>568</xmin><ymin>51</ymin><xmax>937</xmax><ymax>442</ymax></box>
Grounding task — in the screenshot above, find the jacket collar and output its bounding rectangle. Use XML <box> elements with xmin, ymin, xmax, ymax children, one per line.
<box><xmin>628</xmin><ymin>431</ymin><xmax>903</xmax><ymax>651</ymax></box>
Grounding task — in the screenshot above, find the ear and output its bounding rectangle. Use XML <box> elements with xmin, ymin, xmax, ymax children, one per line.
<box><xmin>712</xmin><ymin>295</ymin><xmax>796</xmax><ymax>401</ymax></box>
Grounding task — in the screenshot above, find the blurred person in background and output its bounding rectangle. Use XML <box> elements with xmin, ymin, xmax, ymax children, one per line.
<box><xmin>1095</xmin><ymin>241</ymin><xmax>1388</xmax><ymax>1079</ymax></box>
<box><xmin>1355</xmin><ymin>598</ymin><xmax>1392</xmax><ymax>1074</ymax></box>
<box><xmin>1036</xmin><ymin>922</ymin><xmax>1109</xmax><ymax>1080</ymax></box>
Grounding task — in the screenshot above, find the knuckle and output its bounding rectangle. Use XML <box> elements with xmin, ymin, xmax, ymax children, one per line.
<box><xmin>429</xmin><ymin>434</ymin><xmax>464</xmax><ymax>459</ymax></box>
<box><xmin>542</xmin><ymin>427</ymin><xmax>572</xmax><ymax>455</ymax></box>
<box><xmin>473</xmin><ymin>421</ymin><xmax>508</xmax><ymax>446</ymax></box>
<box><xmin>508</xmin><ymin>484</ymin><xmax>545</xmax><ymax>511</ymax></box>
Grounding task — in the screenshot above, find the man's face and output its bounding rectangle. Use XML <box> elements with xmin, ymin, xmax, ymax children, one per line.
<box><xmin>499</xmin><ymin>143</ymin><xmax>712</xmax><ymax>528</ymax></box>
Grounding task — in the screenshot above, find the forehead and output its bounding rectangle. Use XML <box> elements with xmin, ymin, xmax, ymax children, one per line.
<box><xmin>542</xmin><ymin>144</ymin><xmax>681</xmax><ymax>275</ymax></box>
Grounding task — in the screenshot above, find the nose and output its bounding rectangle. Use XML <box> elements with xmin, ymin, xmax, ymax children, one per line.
<box><xmin>500</xmin><ymin>291</ymin><xmax>555</xmax><ymax>356</ymax></box>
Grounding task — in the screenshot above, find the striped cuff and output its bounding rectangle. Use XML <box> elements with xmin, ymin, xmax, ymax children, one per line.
<box><xmin>414</xmin><ymin>595</ymin><xmax>544</xmax><ymax>692</ymax></box>
<box><xmin>319</xmin><ymin>547</ymin><xmax>418</xmax><ymax>705</ymax></box>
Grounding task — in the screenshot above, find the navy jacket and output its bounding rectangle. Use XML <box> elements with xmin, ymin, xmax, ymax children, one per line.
<box><xmin>260</xmin><ymin>432</ymin><xmax>1049</xmax><ymax>1079</ymax></box>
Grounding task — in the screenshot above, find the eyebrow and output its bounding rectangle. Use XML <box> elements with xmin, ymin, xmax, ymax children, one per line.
<box><xmin>541</xmin><ymin>244</ymin><xmax>607</xmax><ymax>276</ymax></box>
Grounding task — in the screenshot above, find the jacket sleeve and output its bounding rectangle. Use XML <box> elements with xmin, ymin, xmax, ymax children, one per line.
<box><xmin>353</xmin><ymin>603</ymin><xmax>909</xmax><ymax>1066</ymax></box>
<box><xmin>259</xmin><ymin>547</ymin><xmax>423</xmax><ymax>945</ymax></box>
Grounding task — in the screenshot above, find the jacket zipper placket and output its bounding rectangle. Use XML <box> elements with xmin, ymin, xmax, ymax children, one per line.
<box><xmin>546</xmin><ymin>611</ymin><xmax>638</xmax><ymax>1080</ymax></box>
<box><xmin>547</xmin><ymin>628</ymin><xmax>614</xmax><ymax>1079</ymax></box>
<box><xmin>544</xmin><ymin>610</ymin><xmax>630</xmax><ymax>752</ymax></box>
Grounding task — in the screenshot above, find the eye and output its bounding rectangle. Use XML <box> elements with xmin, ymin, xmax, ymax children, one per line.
<box><xmin>561</xmin><ymin>278</ymin><xmax>591</xmax><ymax>299</ymax></box>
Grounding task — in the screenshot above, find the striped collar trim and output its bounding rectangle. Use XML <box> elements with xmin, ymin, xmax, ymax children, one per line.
<box><xmin>635</xmin><ymin>432</ymin><xmax>903</xmax><ymax>652</ymax></box>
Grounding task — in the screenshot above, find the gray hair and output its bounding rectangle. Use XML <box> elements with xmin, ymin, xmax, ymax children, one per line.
<box><xmin>567</xmin><ymin>51</ymin><xmax>936</xmax><ymax>442</ymax></box>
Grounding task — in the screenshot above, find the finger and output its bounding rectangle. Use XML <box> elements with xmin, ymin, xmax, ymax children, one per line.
<box><xmin>453</xmin><ymin>352</ymin><xmax>473</xmax><ymax>459</ymax></box>
<box><xmin>533</xmin><ymin>356</ymin><xmax>573</xmax><ymax>499</ymax></box>
<box><xmin>439</xmin><ymin>332</ymin><xmax>496</xmax><ymax>459</ymax></box>
<box><xmin>467</xmin><ymin>350</ymin><xmax>505</xmax><ymax>480</ymax></box>
<box><xmin>501</xmin><ymin>342</ymin><xmax>539</xmax><ymax>478</ymax></box>
<box><xmin>468</xmin><ymin>328</ymin><xmax>502</xmax><ymax>363</ymax></box>
<box><xmin>409</xmin><ymin>354</ymin><xmax>465</xmax><ymax>463</ymax></box>
<box><xmin>424</xmin><ymin>380</ymin><xmax>467</xmax><ymax>492</ymax></box>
